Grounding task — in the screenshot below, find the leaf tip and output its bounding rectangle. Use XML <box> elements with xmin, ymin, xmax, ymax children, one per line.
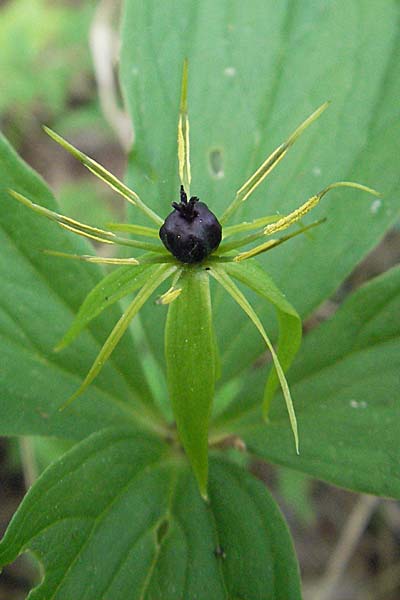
<box><xmin>58</xmin><ymin>399</ymin><xmax>71</xmax><ymax>412</ymax></box>
<box><xmin>262</xmin><ymin>406</ymin><xmax>270</xmax><ymax>423</ymax></box>
<box><xmin>7</xmin><ymin>188</ymin><xmax>19</xmax><ymax>200</ymax></box>
<box><xmin>59</xmin><ymin>390</ymin><xmax>80</xmax><ymax>411</ymax></box>
<box><xmin>369</xmin><ymin>187</ymin><xmax>383</xmax><ymax>198</ymax></box>
<box><xmin>201</xmin><ymin>491</ymin><xmax>209</xmax><ymax>502</ymax></box>
<box><xmin>53</xmin><ymin>340</ymin><xmax>66</xmax><ymax>353</ymax></box>
<box><xmin>7</xmin><ymin>189</ymin><xmax>33</xmax><ymax>209</ymax></box>
<box><xmin>314</xmin><ymin>100</ymin><xmax>330</xmax><ymax>119</ymax></box>
<box><xmin>43</xmin><ymin>125</ymin><xmax>59</xmax><ymax>144</ymax></box>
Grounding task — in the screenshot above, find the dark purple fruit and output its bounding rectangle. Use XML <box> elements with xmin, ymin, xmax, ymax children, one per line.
<box><xmin>159</xmin><ymin>186</ymin><xmax>222</xmax><ymax>264</ymax></box>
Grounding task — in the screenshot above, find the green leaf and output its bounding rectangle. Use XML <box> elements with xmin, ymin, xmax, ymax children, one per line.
<box><xmin>207</xmin><ymin>458</ymin><xmax>301</xmax><ymax>600</ymax></box>
<box><xmin>223</xmin><ymin>260</ymin><xmax>302</xmax><ymax>411</ymax></box>
<box><xmin>0</xmin><ymin>428</ymin><xmax>301</xmax><ymax>599</ymax></box>
<box><xmin>120</xmin><ymin>0</ymin><xmax>400</xmax><ymax>383</ymax></box>
<box><xmin>57</xmin><ymin>180</ymin><xmax>117</xmax><ymax>230</ymax></box>
<box><xmin>56</xmin><ymin>263</ymin><xmax>159</xmax><ymax>350</ymax></box>
<box><xmin>0</xmin><ymin>132</ymin><xmax>159</xmax><ymax>439</ymax></box>
<box><xmin>223</xmin><ymin>266</ymin><xmax>400</xmax><ymax>498</ymax></box>
<box><xmin>165</xmin><ymin>268</ymin><xmax>216</xmax><ymax>498</ymax></box>
<box><xmin>277</xmin><ymin>467</ymin><xmax>314</xmax><ymax>525</ymax></box>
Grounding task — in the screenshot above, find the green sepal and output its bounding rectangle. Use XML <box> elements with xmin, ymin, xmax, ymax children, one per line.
<box><xmin>165</xmin><ymin>267</ymin><xmax>216</xmax><ymax>498</ymax></box>
<box><xmin>212</xmin><ymin>325</ymin><xmax>222</xmax><ymax>382</ymax></box>
<box><xmin>223</xmin><ymin>260</ymin><xmax>302</xmax><ymax>414</ymax></box>
<box><xmin>210</xmin><ymin>266</ymin><xmax>299</xmax><ymax>453</ymax></box>
<box><xmin>63</xmin><ymin>264</ymin><xmax>176</xmax><ymax>408</ymax></box>
<box><xmin>56</xmin><ymin>263</ymin><xmax>159</xmax><ymax>351</ymax></box>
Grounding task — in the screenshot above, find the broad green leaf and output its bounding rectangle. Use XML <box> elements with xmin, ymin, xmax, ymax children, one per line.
<box><xmin>57</xmin><ymin>180</ymin><xmax>117</xmax><ymax>230</ymax></box>
<box><xmin>277</xmin><ymin>467</ymin><xmax>314</xmax><ymax>525</ymax></box>
<box><xmin>56</xmin><ymin>263</ymin><xmax>159</xmax><ymax>350</ymax></box>
<box><xmin>206</xmin><ymin>458</ymin><xmax>301</xmax><ymax>600</ymax></box>
<box><xmin>220</xmin><ymin>266</ymin><xmax>400</xmax><ymax>498</ymax></box>
<box><xmin>0</xmin><ymin>428</ymin><xmax>301</xmax><ymax>599</ymax></box>
<box><xmin>165</xmin><ymin>268</ymin><xmax>215</xmax><ymax>497</ymax></box>
<box><xmin>0</xmin><ymin>132</ymin><xmax>161</xmax><ymax>439</ymax></box>
<box><xmin>120</xmin><ymin>0</ymin><xmax>400</xmax><ymax>384</ymax></box>
<box><xmin>223</xmin><ymin>260</ymin><xmax>302</xmax><ymax>411</ymax></box>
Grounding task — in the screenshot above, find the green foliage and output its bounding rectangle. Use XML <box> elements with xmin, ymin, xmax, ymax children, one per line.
<box><xmin>218</xmin><ymin>266</ymin><xmax>400</xmax><ymax>497</ymax></box>
<box><xmin>0</xmin><ymin>1</ymin><xmax>400</xmax><ymax>598</ymax></box>
<box><xmin>122</xmin><ymin>0</ymin><xmax>400</xmax><ymax>384</ymax></box>
<box><xmin>56</xmin><ymin>180</ymin><xmax>118</xmax><ymax>230</ymax></box>
<box><xmin>56</xmin><ymin>263</ymin><xmax>159</xmax><ymax>350</ymax></box>
<box><xmin>0</xmin><ymin>133</ymin><xmax>157</xmax><ymax>439</ymax></box>
<box><xmin>0</xmin><ymin>428</ymin><xmax>301</xmax><ymax>599</ymax></box>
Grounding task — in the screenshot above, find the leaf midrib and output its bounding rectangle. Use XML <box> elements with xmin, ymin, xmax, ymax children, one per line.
<box><xmin>47</xmin><ymin>459</ymin><xmax>168</xmax><ymax>599</ymax></box>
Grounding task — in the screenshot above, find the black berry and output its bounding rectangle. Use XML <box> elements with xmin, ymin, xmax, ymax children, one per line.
<box><xmin>159</xmin><ymin>186</ymin><xmax>222</xmax><ymax>264</ymax></box>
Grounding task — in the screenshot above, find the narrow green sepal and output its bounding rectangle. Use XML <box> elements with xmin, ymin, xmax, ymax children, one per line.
<box><xmin>210</xmin><ymin>266</ymin><xmax>299</xmax><ymax>454</ymax></box>
<box><xmin>55</xmin><ymin>263</ymin><xmax>159</xmax><ymax>351</ymax></box>
<box><xmin>61</xmin><ymin>264</ymin><xmax>176</xmax><ymax>409</ymax></box>
<box><xmin>165</xmin><ymin>268</ymin><xmax>216</xmax><ymax>497</ymax></box>
<box><xmin>223</xmin><ymin>260</ymin><xmax>302</xmax><ymax>414</ymax></box>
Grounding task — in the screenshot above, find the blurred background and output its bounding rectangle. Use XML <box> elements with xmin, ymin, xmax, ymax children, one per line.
<box><xmin>0</xmin><ymin>1</ymin><xmax>399</xmax><ymax>598</ymax></box>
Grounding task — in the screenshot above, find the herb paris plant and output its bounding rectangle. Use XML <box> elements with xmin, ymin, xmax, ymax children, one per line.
<box><xmin>8</xmin><ymin>62</ymin><xmax>379</xmax><ymax>497</ymax></box>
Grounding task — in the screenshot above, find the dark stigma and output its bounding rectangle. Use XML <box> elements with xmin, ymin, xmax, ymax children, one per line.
<box><xmin>159</xmin><ymin>185</ymin><xmax>222</xmax><ymax>264</ymax></box>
